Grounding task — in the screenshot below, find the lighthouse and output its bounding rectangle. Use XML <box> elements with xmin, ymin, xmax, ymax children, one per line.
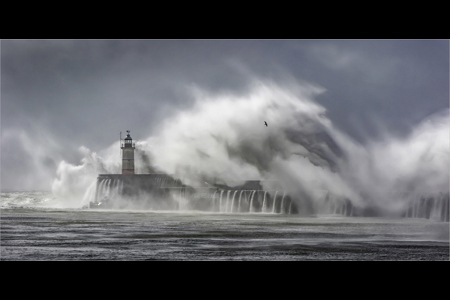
<box><xmin>121</xmin><ymin>130</ymin><xmax>135</xmax><ymax>174</ymax></box>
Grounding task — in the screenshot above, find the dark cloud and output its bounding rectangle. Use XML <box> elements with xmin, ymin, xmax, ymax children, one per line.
<box><xmin>1</xmin><ymin>39</ymin><xmax>448</xmax><ymax>191</ymax></box>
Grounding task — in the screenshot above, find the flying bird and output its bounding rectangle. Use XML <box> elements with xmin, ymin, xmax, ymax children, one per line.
<box><xmin>264</xmin><ymin>121</ymin><xmax>268</xmax><ymax>127</ymax></box>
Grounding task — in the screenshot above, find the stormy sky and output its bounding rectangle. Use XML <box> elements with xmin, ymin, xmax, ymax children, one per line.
<box><xmin>1</xmin><ymin>39</ymin><xmax>449</xmax><ymax>192</ymax></box>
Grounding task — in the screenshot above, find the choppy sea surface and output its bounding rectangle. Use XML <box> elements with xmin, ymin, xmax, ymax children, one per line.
<box><xmin>1</xmin><ymin>191</ymin><xmax>449</xmax><ymax>261</ymax></box>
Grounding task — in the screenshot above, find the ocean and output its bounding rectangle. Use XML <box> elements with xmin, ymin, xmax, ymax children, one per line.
<box><xmin>1</xmin><ymin>191</ymin><xmax>449</xmax><ymax>261</ymax></box>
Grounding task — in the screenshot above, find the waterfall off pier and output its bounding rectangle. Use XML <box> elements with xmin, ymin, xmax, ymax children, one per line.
<box><xmin>90</xmin><ymin>174</ymin><xmax>298</xmax><ymax>214</ymax></box>
<box><xmin>88</xmin><ymin>174</ymin><xmax>449</xmax><ymax>221</ymax></box>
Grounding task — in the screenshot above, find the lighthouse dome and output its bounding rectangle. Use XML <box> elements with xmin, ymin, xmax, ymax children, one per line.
<box><xmin>125</xmin><ymin>130</ymin><xmax>132</xmax><ymax>140</ymax></box>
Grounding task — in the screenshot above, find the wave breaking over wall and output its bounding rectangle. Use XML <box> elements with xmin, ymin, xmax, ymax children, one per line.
<box><xmin>51</xmin><ymin>78</ymin><xmax>449</xmax><ymax>220</ymax></box>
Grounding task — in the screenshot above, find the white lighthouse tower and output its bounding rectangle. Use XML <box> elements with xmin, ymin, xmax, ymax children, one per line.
<box><xmin>121</xmin><ymin>130</ymin><xmax>135</xmax><ymax>174</ymax></box>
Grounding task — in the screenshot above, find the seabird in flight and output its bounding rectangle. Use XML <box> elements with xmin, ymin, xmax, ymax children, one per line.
<box><xmin>264</xmin><ymin>121</ymin><xmax>268</xmax><ymax>127</ymax></box>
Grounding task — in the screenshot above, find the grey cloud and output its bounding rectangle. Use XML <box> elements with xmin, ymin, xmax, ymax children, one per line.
<box><xmin>1</xmin><ymin>39</ymin><xmax>448</xmax><ymax>192</ymax></box>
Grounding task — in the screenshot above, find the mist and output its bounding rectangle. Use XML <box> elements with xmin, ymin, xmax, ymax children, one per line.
<box><xmin>332</xmin><ymin>109</ymin><xmax>449</xmax><ymax>214</ymax></box>
<box><xmin>50</xmin><ymin>78</ymin><xmax>449</xmax><ymax>215</ymax></box>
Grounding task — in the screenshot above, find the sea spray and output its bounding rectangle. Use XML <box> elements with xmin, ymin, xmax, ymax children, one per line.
<box><xmin>50</xmin><ymin>79</ymin><xmax>449</xmax><ymax>217</ymax></box>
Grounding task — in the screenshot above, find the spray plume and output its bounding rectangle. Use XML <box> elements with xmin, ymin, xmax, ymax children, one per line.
<box><xmin>51</xmin><ymin>78</ymin><xmax>449</xmax><ymax>215</ymax></box>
